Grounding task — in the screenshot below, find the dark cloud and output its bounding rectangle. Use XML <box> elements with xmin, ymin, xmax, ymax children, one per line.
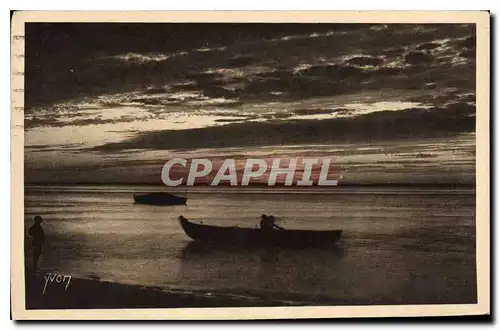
<box><xmin>395</xmin><ymin>153</ymin><xmax>438</xmax><ymax>159</ymax></box>
<box><xmin>381</xmin><ymin>47</ymin><xmax>405</xmax><ymax>57</ymax></box>
<box><xmin>454</xmin><ymin>35</ymin><xmax>475</xmax><ymax>49</ymax></box>
<box><xmin>129</xmin><ymin>98</ymin><xmax>164</xmax><ymax>106</ymax></box>
<box><xmin>25</xmin><ymin>23</ymin><xmax>476</xmax><ymax>111</ymax></box>
<box><xmin>25</xmin><ymin>142</ymin><xmax>85</xmax><ymax>151</ymax></box>
<box><xmin>143</xmin><ymin>87</ymin><xmax>169</xmax><ymax>95</ymax></box>
<box><xmin>415</xmin><ymin>42</ymin><xmax>441</xmax><ymax>51</ymax></box>
<box><xmin>292</xmin><ymin>108</ymin><xmax>349</xmax><ymax>116</ymax></box>
<box><xmin>213</xmin><ymin>118</ymin><xmax>248</xmax><ymax>123</ymax></box>
<box><xmin>260</xmin><ymin>113</ymin><xmax>293</xmax><ymax>120</ymax></box>
<box><xmin>404</xmin><ymin>51</ymin><xmax>434</xmax><ymax>65</ymax></box>
<box><xmin>298</xmin><ymin>64</ymin><xmax>367</xmax><ymax>80</ymax></box>
<box><xmin>241</xmin><ymin>64</ymin><xmax>370</xmax><ymax>100</ymax></box>
<box><xmin>226</xmin><ymin>55</ymin><xmax>256</xmax><ymax>67</ymax></box>
<box><xmin>25</xmin><ymin>115</ymin><xmax>141</xmax><ymax>129</ymax></box>
<box><xmin>460</xmin><ymin>49</ymin><xmax>476</xmax><ymax>59</ymax></box>
<box><xmin>88</xmin><ymin>104</ymin><xmax>475</xmax><ymax>152</ymax></box>
<box><xmin>346</xmin><ymin>56</ymin><xmax>384</xmax><ymax>66</ymax></box>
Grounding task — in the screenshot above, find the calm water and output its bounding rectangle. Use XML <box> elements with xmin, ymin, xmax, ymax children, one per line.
<box><xmin>24</xmin><ymin>185</ymin><xmax>477</xmax><ymax>305</ymax></box>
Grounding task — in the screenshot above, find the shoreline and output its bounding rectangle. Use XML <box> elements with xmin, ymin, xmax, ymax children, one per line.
<box><xmin>24</xmin><ymin>272</ymin><xmax>476</xmax><ymax>309</ymax></box>
<box><xmin>25</xmin><ymin>273</ymin><xmax>295</xmax><ymax>309</ymax></box>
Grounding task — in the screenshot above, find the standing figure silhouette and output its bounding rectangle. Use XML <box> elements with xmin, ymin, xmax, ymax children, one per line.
<box><xmin>28</xmin><ymin>216</ymin><xmax>45</xmax><ymax>273</ymax></box>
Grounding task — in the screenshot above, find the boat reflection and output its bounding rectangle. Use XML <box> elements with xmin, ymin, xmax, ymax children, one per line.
<box><xmin>177</xmin><ymin>241</ymin><xmax>346</xmax><ymax>299</ymax></box>
<box><xmin>179</xmin><ymin>240</ymin><xmax>345</xmax><ymax>259</ymax></box>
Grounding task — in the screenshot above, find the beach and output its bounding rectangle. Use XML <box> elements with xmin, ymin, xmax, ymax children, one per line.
<box><xmin>25</xmin><ymin>273</ymin><xmax>296</xmax><ymax>309</ymax></box>
<box><xmin>23</xmin><ymin>185</ymin><xmax>477</xmax><ymax>308</ymax></box>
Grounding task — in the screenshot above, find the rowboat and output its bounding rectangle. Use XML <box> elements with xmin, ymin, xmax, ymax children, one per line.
<box><xmin>133</xmin><ymin>192</ymin><xmax>187</xmax><ymax>206</ymax></box>
<box><xmin>179</xmin><ymin>217</ymin><xmax>342</xmax><ymax>248</ymax></box>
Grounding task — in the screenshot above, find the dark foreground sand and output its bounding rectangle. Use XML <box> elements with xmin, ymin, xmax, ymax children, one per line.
<box><xmin>25</xmin><ymin>273</ymin><xmax>289</xmax><ymax>309</ymax></box>
<box><xmin>24</xmin><ymin>271</ymin><xmax>477</xmax><ymax>309</ymax></box>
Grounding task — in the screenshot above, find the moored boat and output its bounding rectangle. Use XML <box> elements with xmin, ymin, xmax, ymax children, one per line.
<box><xmin>178</xmin><ymin>216</ymin><xmax>342</xmax><ymax>248</ymax></box>
<box><xmin>133</xmin><ymin>192</ymin><xmax>187</xmax><ymax>206</ymax></box>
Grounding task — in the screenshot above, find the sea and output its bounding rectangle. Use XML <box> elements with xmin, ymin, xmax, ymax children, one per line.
<box><xmin>23</xmin><ymin>184</ymin><xmax>477</xmax><ymax>306</ymax></box>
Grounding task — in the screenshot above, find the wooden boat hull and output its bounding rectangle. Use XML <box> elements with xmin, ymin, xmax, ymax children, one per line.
<box><xmin>179</xmin><ymin>218</ymin><xmax>342</xmax><ymax>248</ymax></box>
<box><xmin>134</xmin><ymin>193</ymin><xmax>187</xmax><ymax>206</ymax></box>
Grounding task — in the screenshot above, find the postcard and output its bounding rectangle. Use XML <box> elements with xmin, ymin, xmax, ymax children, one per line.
<box><xmin>11</xmin><ymin>11</ymin><xmax>490</xmax><ymax>320</ymax></box>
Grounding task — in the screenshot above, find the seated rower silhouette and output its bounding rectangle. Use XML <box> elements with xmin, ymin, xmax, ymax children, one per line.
<box><xmin>259</xmin><ymin>214</ymin><xmax>284</xmax><ymax>232</ymax></box>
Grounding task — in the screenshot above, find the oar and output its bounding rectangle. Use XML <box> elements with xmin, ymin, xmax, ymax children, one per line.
<box><xmin>272</xmin><ymin>217</ymin><xmax>285</xmax><ymax>230</ymax></box>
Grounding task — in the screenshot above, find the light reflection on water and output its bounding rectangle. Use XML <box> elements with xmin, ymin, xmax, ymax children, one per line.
<box><xmin>24</xmin><ymin>185</ymin><xmax>476</xmax><ymax>305</ymax></box>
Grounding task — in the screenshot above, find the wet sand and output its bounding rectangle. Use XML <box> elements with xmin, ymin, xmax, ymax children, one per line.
<box><xmin>25</xmin><ymin>273</ymin><xmax>291</xmax><ymax>309</ymax></box>
<box><xmin>25</xmin><ymin>269</ymin><xmax>476</xmax><ymax>309</ymax></box>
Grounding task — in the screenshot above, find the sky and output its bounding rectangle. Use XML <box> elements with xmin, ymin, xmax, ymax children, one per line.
<box><xmin>24</xmin><ymin>23</ymin><xmax>476</xmax><ymax>185</ymax></box>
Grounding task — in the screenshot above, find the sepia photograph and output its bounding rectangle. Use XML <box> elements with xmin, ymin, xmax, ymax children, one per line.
<box><xmin>10</xmin><ymin>11</ymin><xmax>490</xmax><ymax>320</ymax></box>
